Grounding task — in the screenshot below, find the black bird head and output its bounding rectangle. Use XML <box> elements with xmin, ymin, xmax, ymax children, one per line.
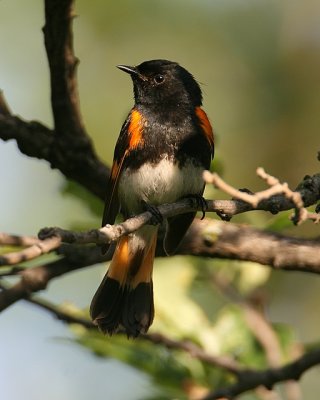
<box><xmin>117</xmin><ymin>59</ymin><xmax>203</xmax><ymax>107</ymax></box>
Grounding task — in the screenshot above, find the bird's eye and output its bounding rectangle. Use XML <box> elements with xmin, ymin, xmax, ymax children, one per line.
<box><xmin>153</xmin><ymin>74</ymin><xmax>165</xmax><ymax>84</ymax></box>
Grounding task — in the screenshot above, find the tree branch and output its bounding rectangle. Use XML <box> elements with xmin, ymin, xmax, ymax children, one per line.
<box><xmin>1</xmin><ymin>217</ymin><xmax>320</xmax><ymax>312</ymax></box>
<box><xmin>0</xmin><ymin>245</ymin><xmax>105</xmax><ymax>312</ymax></box>
<box><xmin>211</xmin><ymin>274</ymin><xmax>301</xmax><ymax>399</ymax></box>
<box><xmin>204</xmin><ymin>169</ymin><xmax>320</xmax><ymax>222</ymax></box>
<box><xmin>0</xmin><ymin>236</ymin><xmax>61</xmax><ymax>266</ymax></box>
<box><xmin>42</xmin><ymin>0</ymin><xmax>109</xmax><ymax>197</ymax></box>
<box><xmin>202</xmin><ymin>349</ymin><xmax>320</xmax><ymax>399</ymax></box>
<box><xmin>180</xmin><ymin>219</ymin><xmax>320</xmax><ymax>274</ymax></box>
<box><xmin>43</xmin><ymin>0</ymin><xmax>84</xmax><ymax>139</ymax></box>
<box><xmin>0</xmin><ymin>0</ymin><xmax>109</xmax><ymax>199</ymax></box>
<box><xmin>0</xmin><ymin>112</ymin><xmax>108</xmax><ymax>199</ymax></box>
<box><xmin>1</xmin><ymin>189</ymin><xmax>320</xmax><ymax>272</ymax></box>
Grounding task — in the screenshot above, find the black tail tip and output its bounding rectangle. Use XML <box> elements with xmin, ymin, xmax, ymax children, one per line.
<box><xmin>90</xmin><ymin>278</ymin><xmax>154</xmax><ymax>338</ymax></box>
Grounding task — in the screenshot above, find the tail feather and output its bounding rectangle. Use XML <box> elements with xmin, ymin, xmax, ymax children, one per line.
<box><xmin>123</xmin><ymin>281</ymin><xmax>154</xmax><ymax>337</ymax></box>
<box><xmin>90</xmin><ymin>226</ymin><xmax>157</xmax><ymax>337</ymax></box>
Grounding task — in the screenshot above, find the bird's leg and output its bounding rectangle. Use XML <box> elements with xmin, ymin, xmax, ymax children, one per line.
<box><xmin>141</xmin><ymin>200</ymin><xmax>163</xmax><ymax>225</ymax></box>
<box><xmin>185</xmin><ymin>194</ymin><xmax>208</xmax><ymax>220</ymax></box>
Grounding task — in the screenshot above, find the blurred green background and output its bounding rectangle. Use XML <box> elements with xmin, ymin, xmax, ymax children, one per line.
<box><xmin>1</xmin><ymin>0</ymin><xmax>320</xmax><ymax>399</ymax></box>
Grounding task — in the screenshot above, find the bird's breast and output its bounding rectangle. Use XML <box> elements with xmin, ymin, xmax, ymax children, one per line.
<box><xmin>118</xmin><ymin>157</ymin><xmax>204</xmax><ymax>216</ymax></box>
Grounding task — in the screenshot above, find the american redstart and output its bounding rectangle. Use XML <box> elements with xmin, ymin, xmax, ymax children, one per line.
<box><xmin>90</xmin><ymin>59</ymin><xmax>214</xmax><ymax>337</ymax></box>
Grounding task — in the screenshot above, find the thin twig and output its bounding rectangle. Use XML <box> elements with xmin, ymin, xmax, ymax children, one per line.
<box><xmin>257</xmin><ymin>168</ymin><xmax>305</xmax><ymax>225</ymax></box>
<box><xmin>0</xmin><ymin>246</ymin><xmax>105</xmax><ymax>312</ymax></box>
<box><xmin>143</xmin><ymin>332</ymin><xmax>241</xmax><ymax>376</ymax></box>
<box><xmin>0</xmin><ymin>236</ymin><xmax>61</xmax><ymax>266</ymax></box>
<box><xmin>204</xmin><ymin>169</ymin><xmax>320</xmax><ymax>225</ymax></box>
<box><xmin>202</xmin><ymin>349</ymin><xmax>320</xmax><ymax>400</ymax></box>
<box><xmin>28</xmin><ymin>295</ymin><xmax>95</xmax><ymax>328</ymax></box>
<box><xmin>203</xmin><ymin>170</ymin><xmax>286</xmax><ymax>208</ymax></box>
<box><xmin>0</xmin><ymin>233</ymin><xmax>39</xmax><ymax>246</ymax></box>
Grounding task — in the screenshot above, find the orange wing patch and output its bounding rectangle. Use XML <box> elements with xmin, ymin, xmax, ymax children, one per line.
<box><xmin>102</xmin><ymin>109</ymin><xmax>144</xmax><ymax>228</ymax></box>
<box><xmin>110</xmin><ymin>159</ymin><xmax>120</xmax><ymax>180</ymax></box>
<box><xmin>128</xmin><ymin>109</ymin><xmax>144</xmax><ymax>149</ymax></box>
<box><xmin>195</xmin><ymin>107</ymin><xmax>214</xmax><ymax>153</ymax></box>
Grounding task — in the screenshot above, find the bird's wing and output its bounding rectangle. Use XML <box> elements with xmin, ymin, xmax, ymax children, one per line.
<box><xmin>101</xmin><ymin>108</ymin><xmax>145</xmax><ymax>228</ymax></box>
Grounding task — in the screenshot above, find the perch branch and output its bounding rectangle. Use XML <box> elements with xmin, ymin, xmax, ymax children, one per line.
<box><xmin>1</xmin><ymin>193</ymin><xmax>320</xmax><ymax>272</ymax></box>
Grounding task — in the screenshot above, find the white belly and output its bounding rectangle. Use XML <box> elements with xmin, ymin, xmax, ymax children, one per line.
<box><xmin>118</xmin><ymin>157</ymin><xmax>204</xmax><ymax>214</ymax></box>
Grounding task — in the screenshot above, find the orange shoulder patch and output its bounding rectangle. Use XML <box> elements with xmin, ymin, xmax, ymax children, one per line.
<box><xmin>195</xmin><ymin>107</ymin><xmax>214</xmax><ymax>153</ymax></box>
<box><xmin>128</xmin><ymin>109</ymin><xmax>144</xmax><ymax>149</ymax></box>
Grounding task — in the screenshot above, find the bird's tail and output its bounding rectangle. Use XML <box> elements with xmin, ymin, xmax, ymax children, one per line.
<box><xmin>90</xmin><ymin>225</ymin><xmax>157</xmax><ymax>337</ymax></box>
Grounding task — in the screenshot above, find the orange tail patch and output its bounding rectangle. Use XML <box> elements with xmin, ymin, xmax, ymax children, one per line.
<box><xmin>90</xmin><ymin>227</ymin><xmax>157</xmax><ymax>337</ymax></box>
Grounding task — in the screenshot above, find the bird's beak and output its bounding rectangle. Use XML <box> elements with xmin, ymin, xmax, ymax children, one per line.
<box><xmin>117</xmin><ymin>65</ymin><xmax>146</xmax><ymax>80</ymax></box>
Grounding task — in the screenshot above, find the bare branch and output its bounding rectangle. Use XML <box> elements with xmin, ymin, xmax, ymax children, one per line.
<box><xmin>28</xmin><ymin>295</ymin><xmax>95</xmax><ymax>329</ymax></box>
<box><xmin>0</xmin><ymin>233</ymin><xmax>39</xmax><ymax>247</ymax></box>
<box><xmin>0</xmin><ymin>236</ymin><xmax>61</xmax><ymax>266</ymax></box>
<box><xmin>0</xmin><ymin>1</ymin><xmax>109</xmax><ymax>199</ymax></box>
<box><xmin>202</xmin><ymin>349</ymin><xmax>320</xmax><ymax>400</ymax></box>
<box><xmin>0</xmin><ymin>245</ymin><xmax>105</xmax><ymax>312</ymax></box>
<box><xmin>211</xmin><ymin>275</ymin><xmax>300</xmax><ymax>399</ymax></box>
<box><xmin>204</xmin><ymin>169</ymin><xmax>320</xmax><ymax>224</ymax></box>
<box><xmin>43</xmin><ymin>0</ymin><xmax>85</xmax><ymax>138</ymax></box>
<box><xmin>2</xmin><ymin>202</ymin><xmax>320</xmax><ymax>273</ymax></box>
<box><xmin>2</xmin><ymin>214</ymin><xmax>319</xmax><ymax>315</ymax></box>
<box><xmin>204</xmin><ymin>169</ymin><xmax>288</xmax><ymax>208</ymax></box>
<box><xmin>180</xmin><ymin>219</ymin><xmax>320</xmax><ymax>274</ymax></box>
<box><xmin>143</xmin><ymin>332</ymin><xmax>241</xmax><ymax>376</ymax></box>
<box><xmin>0</xmin><ymin>113</ymin><xmax>108</xmax><ymax>199</ymax></box>
<box><xmin>36</xmin><ymin>167</ymin><xmax>320</xmax><ymax>248</ymax></box>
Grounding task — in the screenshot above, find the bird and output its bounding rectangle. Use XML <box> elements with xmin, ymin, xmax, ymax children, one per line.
<box><xmin>90</xmin><ymin>59</ymin><xmax>214</xmax><ymax>337</ymax></box>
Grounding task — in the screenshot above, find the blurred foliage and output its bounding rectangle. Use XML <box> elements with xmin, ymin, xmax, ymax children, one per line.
<box><xmin>62</xmin><ymin>180</ymin><xmax>103</xmax><ymax>226</ymax></box>
<box><xmin>68</xmin><ymin>257</ymin><xmax>297</xmax><ymax>399</ymax></box>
